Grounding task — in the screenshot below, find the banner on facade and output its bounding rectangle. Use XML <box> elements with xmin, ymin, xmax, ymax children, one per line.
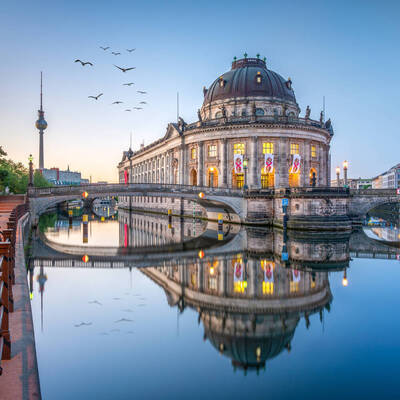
<box><xmin>263</xmin><ymin>262</ymin><xmax>274</xmax><ymax>283</ymax></box>
<box><xmin>290</xmin><ymin>154</ymin><xmax>301</xmax><ymax>174</ymax></box>
<box><xmin>292</xmin><ymin>269</ymin><xmax>301</xmax><ymax>283</ymax></box>
<box><xmin>124</xmin><ymin>169</ymin><xmax>128</xmax><ymax>184</ymax></box>
<box><xmin>234</xmin><ymin>154</ymin><xmax>243</xmax><ymax>174</ymax></box>
<box><xmin>264</xmin><ymin>154</ymin><xmax>274</xmax><ymax>174</ymax></box>
<box><xmin>234</xmin><ymin>261</ymin><xmax>244</xmax><ymax>282</ymax></box>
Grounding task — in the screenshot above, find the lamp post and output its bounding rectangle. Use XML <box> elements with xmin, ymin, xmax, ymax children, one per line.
<box><xmin>243</xmin><ymin>158</ymin><xmax>248</xmax><ymax>190</ymax></box>
<box><xmin>28</xmin><ymin>154</ymin><xmax>34</xmax><ymax>187</ymax></box>
<box><xmin>336</xmin><ymin>166</ymin><xmax>340</xmax><ymax>187</ymax></box>
<box><xmin>343</xmin><ymin>160</ymin><xmax>348</xmax><ymax>187</ymax></box>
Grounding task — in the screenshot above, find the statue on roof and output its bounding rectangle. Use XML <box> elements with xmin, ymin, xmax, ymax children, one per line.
<box><xmin>197</xmin><ymin>109</ymin><xmax>202</xmax><ymax>122</ymax></box>
<box><xmin>305</xmin><ymin>105</ymin><xmax>311</xmax><ymax>119</ymax></box>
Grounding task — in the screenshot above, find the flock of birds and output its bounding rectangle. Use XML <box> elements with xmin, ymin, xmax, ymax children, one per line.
<box><xmin>74</xmin><ymin>45</ymin><xmax>148</xmax><ymax>113</ymax></box>
<box><xmin>73</xmin><ymin>291</ymin><xmax>147</xmax><ymax>336</ymax></box>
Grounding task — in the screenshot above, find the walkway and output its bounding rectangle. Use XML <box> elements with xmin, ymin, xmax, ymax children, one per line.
<box><xmin>0</xmin><ymin>195</ymin><xmax>41</xmax><ymax>400</ymax></box>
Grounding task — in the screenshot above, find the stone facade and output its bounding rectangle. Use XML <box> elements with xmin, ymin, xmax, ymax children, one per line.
<box><xmin>118</xmin><ymin>57</ymin><xmax>333</xmax><ymax>191</ymax></box>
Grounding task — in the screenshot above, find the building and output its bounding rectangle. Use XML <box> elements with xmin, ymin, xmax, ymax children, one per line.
<box><xmin>372</xmin><ymin>164</ymin><xmax>400</xmax><ymax>189</ymax></box>
<box><xmin>331</xmin><ymin>178</ymin><xmax>372</xmax><ymax>189</ymax></box>
<box><xmin>41</xmin><ymin>166</ymin><xmax>82</xmax><ymax>185</ymax></box>
<box><xmin>118</xmin><ymin>55</ymin><xmax>334</xmax><ymax>189</ymax></box>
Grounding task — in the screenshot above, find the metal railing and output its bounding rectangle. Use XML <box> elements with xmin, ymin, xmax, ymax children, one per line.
<box><xmin>0</xmin><ymin>203</ymin><xmax>28</xmax><ymax>374</ymax></box>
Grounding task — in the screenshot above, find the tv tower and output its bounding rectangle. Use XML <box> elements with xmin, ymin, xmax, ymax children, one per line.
<box><xmin>35</xmin><ymin>72</ymin><xmax>47</xmax><ymax>169</ymax></box>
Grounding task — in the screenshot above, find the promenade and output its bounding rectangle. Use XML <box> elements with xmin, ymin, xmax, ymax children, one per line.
<box><xmin>0</xmin><ymin>195</ymin><xmax>41</xmax><ymax>400</ymax></box>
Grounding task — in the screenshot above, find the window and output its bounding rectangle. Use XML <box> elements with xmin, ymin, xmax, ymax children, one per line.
<box><xmin>263</xmin><ymin>142</ymin><xmax>274</xmax><ymax>154</ymax></box>
<box><xmin>241</xmin><ymin>109</ymin><xmax>247</xmax><ymax>116</ymax></box>
<box><xmin>255</xmin><ymin>108</ymin><xmax>265</xmax><ymax>116</ymax></box>
<box><xmin>256</xmin><ymin>71</ymin><xmax>262</xmax><ymax>84</ymax></box>
<box><xmin>208</xmin><ymin>144</ymin><xmax>217</xmax><ymax>157</ymax></box>
<box><xmin>191</xmin><ymin>147</ymin><xmax>197</xmax><ymax>160</ymax></box>
<box><xmin>219</xmin><ymin>76</ymin><xmax>225</xmax><ymax>88</ymax></box>
<box><xmin>311</xmin><ymin>145</ymin><xmax>317</xmax><ymax>158</ymax></box>
<box><xmin>215</xmin><ymin>111</ymin><xmax>222</xmax><ymax>118</ymax></box>
<box><xmin>234</xmin><ymin>143</ymin><xmax>245</xmax><ymax>155</ymax></box>
<box><xmin>290</xmin><ymin>143</ymin><xmax>299</xmax><ymax>155</ymax></box>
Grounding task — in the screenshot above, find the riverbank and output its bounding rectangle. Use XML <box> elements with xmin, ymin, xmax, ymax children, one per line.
<box><xmin>0</xmin><ymin>196</ymin><xmax>41</xmax><ymax>400</ymax></box>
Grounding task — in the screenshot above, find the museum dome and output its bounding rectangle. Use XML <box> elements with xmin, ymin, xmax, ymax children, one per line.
<box><xmin>202</xmin><ymin>56</ymin><xmax>297</xmax><ymax>106</ymax></box>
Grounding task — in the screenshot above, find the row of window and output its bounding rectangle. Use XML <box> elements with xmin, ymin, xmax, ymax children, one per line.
<box><xmin>190</xmin><ymin>143</ymin><xmax>317</xmax><ymax>159</ymax></box>
<box><xmin>214</xmin><ymin>108</ymin><xmax>296</xmax><ymax>119</ymax></box>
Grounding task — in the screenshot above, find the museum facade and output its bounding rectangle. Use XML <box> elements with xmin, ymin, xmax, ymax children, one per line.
<box><xmin>118</xmin><ymin>56</ymin><xmax>334</xmax><ymax>189</ymax></box>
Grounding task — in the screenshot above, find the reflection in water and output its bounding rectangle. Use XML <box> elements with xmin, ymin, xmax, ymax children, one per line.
<box><xmin>142</xmin><ymin>257</ymin><xmax>331</xmax><ymax>372</ymax></box>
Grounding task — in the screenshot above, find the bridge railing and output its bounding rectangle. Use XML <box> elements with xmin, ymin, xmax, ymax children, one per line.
<box><xmin>27</xmin><ymin>183</ymin><xmax>245</xmax><ymax>197</ymax></box>
<box><xmin>350</xmin><ymin>189</ymin><xmax>398</xmax><ymax>196</ymax></box>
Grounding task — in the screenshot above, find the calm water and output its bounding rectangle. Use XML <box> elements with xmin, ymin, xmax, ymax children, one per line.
<box><xmin>30</xmin><ymin>208</ymin><xmax>400</xmax><ymax>399</ymax></box>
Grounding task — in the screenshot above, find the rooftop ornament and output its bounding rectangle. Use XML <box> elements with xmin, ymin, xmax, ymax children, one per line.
<box><xmin>256</xmin><ymin>53</ymin><xmax>260</xmax><ymax>59</ymax></box>
<box><xmin>244</xmin><ymin>52</ymin><xmax>248</xmax><ymax>59</ymax></box>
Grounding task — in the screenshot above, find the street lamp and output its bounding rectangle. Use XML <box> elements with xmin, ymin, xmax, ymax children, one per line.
<box><xmin>28</xmin><ymin>154</ymin><xmax>34</xmax><ymax>187</ymax></box>
<box><xmin>336</xmin><ymin>166</ymin><xmax>340</xmax><ymax>187</ymax></box>
<box><xmin>343</xmin><ymin>160</ymin><xmax>348</xmax><ymax>187</ymax></box>
<box><xmin>243</xmin><ymin>158</ymin><xmax>248</xmax><ymax>190</ymax></box>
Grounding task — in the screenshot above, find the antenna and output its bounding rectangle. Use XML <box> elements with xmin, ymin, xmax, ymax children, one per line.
<box><xmin>40</xmin><ymin>71</ymin><xmax>43</xmax><ymax>111</ymax></box>
<box><xmin>177</xmin><ymin>92</ymin><xmax>179</xmax><ymax>123</ymax></box>
<box><xmin>129</xmin><ymin>131</ymin><xmax>132</xmax><ymax>149</ymax></box>
<box><xmin>323</xmin><ymin>96</ymin><xmax>325</xmax><ymax>123</ymax></box>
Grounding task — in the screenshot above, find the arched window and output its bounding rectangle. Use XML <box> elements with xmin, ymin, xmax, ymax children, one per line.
<box><xmin>309</xmin><ymin>168</ymin><xmax>317</xmax><ymax>186</ymax></box>
<box><xmin>255</xmin><ymin>108</ymin><xmax>265</xmax><ymax>116</ymax></box>
<box><xmin>215</xmin><ymin>111</ymin><xmax>222</xmax><ymax>119</ymax></box>
<box><xmin>241</xmin><ymin>109</ymin><xmax>247</xmax><ymax>117</ymax></box>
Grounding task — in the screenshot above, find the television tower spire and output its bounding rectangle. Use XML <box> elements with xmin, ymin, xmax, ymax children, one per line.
<box><xmin>35</xmin><ymin>72</ymin><xmax>47</xmax><ymax>169</ymax></box>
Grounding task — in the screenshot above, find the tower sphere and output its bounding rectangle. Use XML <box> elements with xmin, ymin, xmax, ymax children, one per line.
<box><xmin>36</xmin><ymin>111</ymin><xmax>47</xmax><ymax>130</ymax></box>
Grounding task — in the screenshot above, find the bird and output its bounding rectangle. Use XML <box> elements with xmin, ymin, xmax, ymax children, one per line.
<box><xmin>126</xmin><ymin>48</ymin><xmax>136</xmax><ymax>52</ymax></box>
<box><xmin>137</xmin><ymin>90</ymin><xmax>147</xmax><ymax>94</ymax></box>
<box><xmin>114</xmin><ymin>318</ymin><xmax>133</xmax><ymax>323</ymax></box>
<box><xmin>100</xmin><ymin>46</ymin><xmax>110</xmax><ymax>50</ymax></box>
<box><xmin>112</xmin><ymin>101</ymin><xmax>123</xmax><ymax>104</ymax></box>
<box><xmin>133</xmin><ymin>107</ymin><xmax>143</xmax><ymax>110</ymax></box>
<box><xmin>122</xmin><ymin>309</ymin><xmax>133</xmax><ymax>312</ymax></box>
<box><xmin>139</xmin><ymin>101</ymin><xmax>147</xmax><ymax>104</ymax></box>
<box><xmin>74</xmin><ymin>322</ymin><xmax>92</xmax><ymax>327</ymax></box>
<box><xmin>114</xmin><ymin>65</ymin><xmax>136</xmax><ymax>73</ymax></box>
<box><xmin>88</xmin><ymin>93</ymin><xmax>103</xmax><ymax>100</ymax></box>
<box><xmin>123</xmin><ymin>82</ymin><xmax>134</xmax><ymax>86</ymax></box>
<box><xmin>112</xmin><ymin>297</ymin><xmax>121</xmax><ymax>300</ymax></box>
<box><xmin>125</xmin><ymin>109</ymin><xmax>132</xmax><ymax>111</ymax></box>
<box><xmin>75</xmin><ymin>59</ymin><xmax>93</xmax><ymax>66</ymax></box>
<box><xmin>112</xmin><ymin>52</ymin><xmax>121</xmax><ymax>56</ymax></box>
<box><xmin>88</xmin><ymin>300</ymin><xmax>102</xmax><ymax>306</ymax></box>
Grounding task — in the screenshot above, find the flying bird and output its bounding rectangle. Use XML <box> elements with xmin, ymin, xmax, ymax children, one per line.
<box><xmin>88</xmin><ymin>93</ymin><xmax>103</xmax><ymax>100</ymax></box>
<box><xmin>114</xmin><ymin>318</ymin><xmax>133</xmax><ymax>323</ymax></box>
<box><xmin>137</xmin><ymin>91</ymin><xmax>147</xmax><ymax>94</ymax></box>
<box><xmin>100</xmin><ymin>46</ymin><xmax>110</xmax><ymax>50</ymax></box>
<box><xmin>112</xmin><ymin>101</ymin><xmax>123</xmax><ymax>104</ymax></box>
<box><xmin>112</xmin><ymin>52</ymin><xmax>121</xmax><ymax>55</ymax></box>
<box><xmin>126</xmin><ymin>48</ymin><xmax>136</xmax><ymax>52</ymax></box>
<box><xmin>123</xmin><ymin>82</ymin><xmax>134</xmax><ymax>86</ymax></box>
<box><xmin>75</xmin><ymin>59</ymin><xmax>93</xmax><ymax>66</ymax></box>
<box><xmin>133</xmin><ymin>107</ymin><xmax>143</xmax><ymax>110</ymax></box>
<box><xmin>125</xmin><ymin>109</ymin><xmax>132</xmax><ymax>111</ymax></box>
<box><xmin>88</xmin><ymin>300</ymin><xmax>102</xmax><ymax>306</ymax></box>
<box><xmin>74</xmin><ymin>322</ymin><xmax>92</xmax><ymax>327</ymax></box>
<box><xmin>114</xmin><ymin>65</ymin><xmax>136</xmax><ymax>73</ymax></box>
<box><xmin>139</xmin><ymin>101</ymin><xmax>147</xmax><ymax>104</ymax></box>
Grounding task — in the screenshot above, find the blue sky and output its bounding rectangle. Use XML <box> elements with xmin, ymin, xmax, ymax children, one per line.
<box><xmin>1</xmin><ymin>0</ymin><xmax>399</xmax><ymax>182</ymax></box>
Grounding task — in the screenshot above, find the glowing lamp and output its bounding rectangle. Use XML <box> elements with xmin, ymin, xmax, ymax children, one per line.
<box><xmin>210</xmin><ymin>267</ymin><xmax>214</xmax><ymax>275</ymax></box>
<box><xmin>198</xmin><ymin>250</ymin><xmax>205</xmax><ymax>259</ymax></box>
<box><xmin>343</xmin><ymin>160</ymin><xmax>348</xmax><ymax>170</ymax></box>
<box><xmin>198</xmin><ymin>192</ymin><xmax>205</xmax><ymax>199</ymax></box>
<box><xmin>243</xmin><ymin>159</ymin><xmax>248</xmax><ymax>167</ymax></box>
<box><xmin>342</xmin><ymin>270</ymin><xmax>348</xmax><ymax>286</ymax></box>
<box><xmin>210</xmin><ymin>167</ymin><xmax>215</xmax><ymax>172</ymax></box>
<box><xmin>82</xmin><ymin>255</ymin><xmax>89</xmax><ymax>263</ymax></box>
<box><xmin>336</xmin><ymin>167</ymin><xmax>340</xmax><ymax>174</ymax></box>
<box><xmin>28</xmin><ymin>154</ymin><xmax>33</xmax><ymax>162</ymax></box>
<box><xmin>82</xmin><ymin>191</ymin><xmax>89</xmax><ymax>199</ymax></box>
<box><xmin>30</xmin><ymin>292</ymin><xmax>33</xmax><ymax>300</ymax></box>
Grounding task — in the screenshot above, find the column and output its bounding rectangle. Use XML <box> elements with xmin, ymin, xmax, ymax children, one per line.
<box><xmin>248</xmin><ymin>259</ymin><xmax>257</xmax><ymax>297</ymax></box>
<box><xmin>249</xmin><ymin>137</ymin><xmax>259</xmax><ymax>189</ymax></box>
<box><xmin>278</xmin><ymin>138</ymin><xmax>289</xmax><ymax>188</ymax></box>
<box><xmin>219</xmin><ymin>258</ymin><xmax>227</xmax><ymax>296</ymax></box>
<box><xmin>302</xmin><ymin>142</ymin><xmax>310</xmax><ymax>187</ymax></box>
<box><xmin>198</xmin><ymin>142</ymin><xmax>204</xmax><ymax>186</ymax></box>
<box><xmin>327</xmin><ymin>147</ymin><xmax>331</xmax><ymax>186</ymax></box>
<box><xmin>168</xmin><ymin>151</ymin><xmax>174</xmax><ymax>184</ymax></box>
<box><xmin>318</xmin><ymin>145</ymin><xmax>324</xmax><ymax>186</ymax></box>
<box><xmin>220</xmin><ymin>138</ymin><xmax>228</xmax><ymax>188</ymax></box>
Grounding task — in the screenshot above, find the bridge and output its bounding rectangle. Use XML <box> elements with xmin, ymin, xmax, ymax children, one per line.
<box><xmin>27</xmin><ymin>184</ymin><xmax>400</xmax><ymax>229</ymax></box>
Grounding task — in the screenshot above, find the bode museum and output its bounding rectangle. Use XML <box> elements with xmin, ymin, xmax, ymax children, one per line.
<box><xmin>118</xmin><ymin>54</ymin><xmax>334</xmax><ymax>189</ymax></box>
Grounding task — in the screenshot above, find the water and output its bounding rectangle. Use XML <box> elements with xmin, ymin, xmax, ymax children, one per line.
<box><xmin>30</xmin><ymin>209</ymin><xmax>400</xmax><ymax>399</ymax></box>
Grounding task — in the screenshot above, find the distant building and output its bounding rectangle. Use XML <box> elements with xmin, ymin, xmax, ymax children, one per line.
<box><xmin>80</xmin><ymin>178</ymin><xmax>90</xmax><ymax>184</ymax></box>
<box><xmin>372</xmin><ymin>164</ymin><xmax>400</xmax><ymax>189</ymax></box>
<box><xmin>40</xmin><ymin>166</ymin><xmax>84</xmax><ymax>186</ymax></box>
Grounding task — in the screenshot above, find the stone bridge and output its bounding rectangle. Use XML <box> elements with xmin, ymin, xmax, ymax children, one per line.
<box><xmin>27</xmin><ymin>184</ymin><xmax>400</xmax><ymax>229</ymax></box>
<box><xmin>27</xmin><ymin>183</ymin><xmax>246</xmax><ymax>223</ymax></box>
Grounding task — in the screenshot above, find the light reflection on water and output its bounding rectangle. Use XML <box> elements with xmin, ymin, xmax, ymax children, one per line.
<box><xmin>30</xmin><ymin>210</ymin><xmax>400</xmax><ymax>399</ymax></box>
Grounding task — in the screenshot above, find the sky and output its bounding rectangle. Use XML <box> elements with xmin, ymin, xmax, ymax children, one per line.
<box><xmin>1</xmin><ymin>0</ymin><xmax>399</xmax><ymax>182</ymax></box>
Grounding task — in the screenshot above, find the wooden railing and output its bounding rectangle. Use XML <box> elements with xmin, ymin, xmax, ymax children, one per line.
<box><xmin>0</xmin><ymin>203</ymin><xmax>28</xmax><ymax>375</ymax></box>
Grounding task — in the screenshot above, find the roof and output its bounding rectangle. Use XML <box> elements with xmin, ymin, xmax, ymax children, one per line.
<box><xmin>203</xmin><ymin>57</ymin><xmax>296</xmax><ymax>106</ymax></box>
